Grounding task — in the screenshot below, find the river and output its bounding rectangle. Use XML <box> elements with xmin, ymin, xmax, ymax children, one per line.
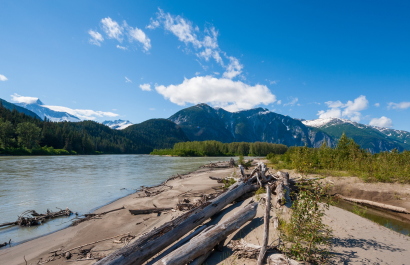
<box><xmin>0</xmin><ymin>155</ymin><xmax>234</xmax><ymax>245</ymax></box>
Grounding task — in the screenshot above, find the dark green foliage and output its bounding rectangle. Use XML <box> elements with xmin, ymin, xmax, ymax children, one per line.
<box><xmin>269</xmin><ymin>133</ymin><xmax>410</xmax><ymax>183</ymax></box>
<box><xmin>0</xmin><ymin>98</ymin><xmax>41</xmax><ymax>119</ymax></box>
<box><xmin>0</xmin><ymin>105</ymin><xmax>189</xmax><ymax>155</ymax></box>
<box><xmin>151</xmin><ymin>140</ymin><xmax>288</xmax><ymax>156</ymax></box>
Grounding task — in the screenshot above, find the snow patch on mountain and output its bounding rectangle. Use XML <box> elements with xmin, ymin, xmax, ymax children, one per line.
<box><xmin>16</xmin><ymin>102</ymin><xmax>81</xmax><ymax>122</ymax></box>
<box><xmin>102</xmin><ymin>120</ymin><xmax>133</xmax><ymax>130</ymax></box>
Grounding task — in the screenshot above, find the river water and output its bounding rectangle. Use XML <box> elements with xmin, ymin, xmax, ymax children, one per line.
<box><xmin>0</xmin><ymin>155</ymin><xmax>234</xmax><ymax>245</ymax></box>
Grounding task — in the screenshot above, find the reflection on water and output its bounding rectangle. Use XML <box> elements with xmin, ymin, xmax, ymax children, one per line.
<box><xmin>335</xmin><ymin>199</ymin><xmax>410</xmax><ymax>236</ymax></box>
<box><xmin>0</xmin><ymin>155</ymin><xmax>234</xmax><ymax>245</ymax></box>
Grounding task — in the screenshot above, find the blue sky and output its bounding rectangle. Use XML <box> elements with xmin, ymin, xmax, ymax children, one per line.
<box><xmin>1</xmin><ymin>1</ymin><xmax>409</xmax><ymax>130</ymax></box>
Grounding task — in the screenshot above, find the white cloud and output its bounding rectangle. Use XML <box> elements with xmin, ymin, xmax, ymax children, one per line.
<box><xmin>374</xmin><ymin>103</ymin><xmax>380</xmax><ymax>107</ymax></box>
<box><xmin>213</xmin><ymin>72</ymin><xmax>220</xmax><ymax>75</ymax></box>
<box><xmin>155</xmin><ymin>76</ymin><xmax>276</xmax><ymax>112</ymax></box>
<box><xmin>139</xmin><ymin>83</ymin><xmax>151</xmax><ymax>91</ymax></box>
<box><xmin>11</xmin><ymin>93</ymin><xmax>40</xmax><ymax>104</ymax></box>
<box><xmin>125</xmin><ymin>22</ymin><xmax>151</xmax><ymax>51</ymax></box>
<box><xmin>147</xmin><ymin>8</ymin><xmax>243</xmax><ymax>80</ymax></box>
<box><xmin>0</xmin><ymin>74</ymin><xmax>8</xmax><ymax>81</ymax></box>
<box><xmin>88</xmin><ymin>30</ymin><xmax>104</xmax><ymax>46</ymax></box>
<box><xmin>116</xmin><ymin>45</ymin><xmax>127</xmax><ymax>50</ymax></box>
<box><xmin>277</xmin><ymin>100</ymin><xmax>282</xmax><ymax>105</ymax></box>
<box><xmin>149</xmin><ymin>108</ymin><xmax>155</xmax><ymax>111</ymax></box>
<box><xmin>93</xmin><ymin>17</ymin><xmax>151</xmax><ymax>51</ymax></box>
<box><xmin>125</xmin><ymin>77</ymin><xmax>132</xmax><ymax>83</ymax></box>
<box><xmin>317</xmin><ymin>108</ymin><xmax>342</xmax><ymax>119</ymax></box>
<box><xmin>101</xmin><ymin>17</ymin><xmax>123</xmax><ymax>42</ymax></box>
<box><xmin>266</xmin><ymin>79</ymin><xmax>278</xmax><ymax>85</ymax></box>
<box><xmin>195</xmin><ymin>72</ymin><xmax>200</xmax><ymax>76</ymax></box>
<box><xmin>369</xmin><ymin>116</ymin><xmax>393</xmax><ymax>128</ymax></box>
<box><xmin>317</xmin><ymin>95</ymin><xmax>369</xmax><ymax>122</ymax></box>
<box><xmin>223</xmin><ymin>55</ymin><xmax>243</xmax><ymax>79</ymax></box>
<box><xmin>388</xmin><ymin>101</ymin><xmax>410</xmax><ymax>110</ymax></box>
<box><xmin>283</xmin><ymin>97</ymin><xmax>298</xmax><ymax>107</ymax></box>
<box><xmin>44</xmin><ymin>105</ymin><xmax>119</xmax><ymax>120</ymax></box>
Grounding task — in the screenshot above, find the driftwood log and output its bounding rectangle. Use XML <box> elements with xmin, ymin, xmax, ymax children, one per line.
<box><xmin>95</xmin><ymin>176</ymin><xmax>257</xmax><ymax>265</ymax></box>
<box><xmin>268</xmin><ymin>253</ymin><xmax>300</xmax><ymax>265</ymax></box>
<box><xmin>0</xmin><ymin>208</ymin><xmax>72</xmax><ymax>228</ymax></box>
<box><xmin>239</xmin><ymin>165</ymin><xmax>245</xmax><ymax>178</ymax></box>
<box><xmin>209</xmin><ymin>176</ymin><xmax>224</xmax><ymax>183</ymax></box>
<box><xmin>257</xmin><ymin>186</ymin><xmax>271</xmax><ymax>265</ymax></box>
<box><xmin>153</xmin><ymin>202</ymin><xmax>259</xmax><ymax>265</ymax></box>
<box><xmin>275</xmin><ymin>171</ymin><xmax>291</xmax><ymax>208</ymax></box>
<box><xmin>336</xmin><ymin>194</ymin><xmax>410</xmax><ymax>214</ymax></box>
<box><xmin>146</xmin><ymin>225</ymin><xmax>209</xmax><ymax>264</ymax></box>
<box><xmin>129</xmin><ymin>208</ymin><xmax>173</xmax><ymax>215</ymax></box>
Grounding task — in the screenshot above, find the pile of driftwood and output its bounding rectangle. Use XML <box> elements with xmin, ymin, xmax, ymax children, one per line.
<box><xmin>93</xmin><ymin>162</ymin><xmax>300</xmax><ymax>265</ymax></box>
<box><xmin>0</xmin><ymin>208</ymin><xmax>73</xmax><ymax>228</ymax></box>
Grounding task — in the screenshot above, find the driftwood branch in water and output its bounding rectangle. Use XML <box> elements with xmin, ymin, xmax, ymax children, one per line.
<box><xmin>258</xmin><ymin>186</ymin><xmax>271</xmax><ymax>265</ymax></box>
<box><xmin>154</xmin><ymin>202</ymin><xmax>259</xmax><ymax>265</ymax></box>
<box><xmin>95</xmin><ymin>176</ymin><xmax>257</xmax><ymax>265</ymax></box>
<box><xmin>1</xmin><ymin>208</ymin><xmax>73</xmax><ymax>228</ymax></box>
<box><xmin>336</xmin><ymin>194</ymin><xmax>410</xmax><ymax>214</ymax></box>
<box><xmin>129</xmin><ymin>208</ymin><xmax>173</xmax><ymax>215</ymax></box>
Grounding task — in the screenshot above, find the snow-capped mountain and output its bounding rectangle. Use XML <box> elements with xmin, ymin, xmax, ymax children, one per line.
<box><xmin>301</xmin><ymin>118</ymin><xmax>410</xmax><ymax>152</ymax></box>
<box><xmin>169</xmin><ymin>103</ymin><xmax>335</xmax><ymax>148</ymax></box>
<box><xmin>16</xmin><ymin>99</ymin><xmax>81</xmax><ymax>122</ymax></box>
<box><xmin>102</xmin><ymin>120</ymin><xmax>133</xmax><ymax>130</ymax></box>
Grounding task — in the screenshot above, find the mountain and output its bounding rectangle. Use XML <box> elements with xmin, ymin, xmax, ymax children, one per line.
<box><xmin>122</xmin><ymin>119</ymin><xmax>190</xmax><ymax>150</ymax></box>
<box><xmin>0</xmin><ymin>98</ymin><xmax>41</xmax><ymax>119</ymax></box>
<box><xmin>301</xmin><ymin>118</ymin><xmax>410</xmax><ymax>152</ymax></box>
<box><xmin>15</xmin><ymin>99</ymin><xmax>81</xmax><ymax>122</ymax></box>
<box><xmin>169</xmin><ymin>103</ymin><xmax>334</xmax><ymax>148</ymax></box>
<box><xmin>102</xmin><ymin>120</ymin><xmax>133</xmax><ymax>130</ymax></box>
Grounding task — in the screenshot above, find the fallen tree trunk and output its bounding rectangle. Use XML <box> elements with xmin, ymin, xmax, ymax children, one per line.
<box><xmin>336</xmin><ymin>194</ymin><xmax>410</xmax><ymax>214</ymax></box>
<box><xmin>146</xmin><ymin>225</ymin><xmax>209</xmax><ymax>265</ymax></box>
<box><xmin>0</xmin><ymin>221</ymin><xmax>17</xmax><ymax>228</ymax></box>
<box><xmin>275</xmin><ymin>171</ymin><xmax>291</xmax><ymax>208</ymax></box>
<box><xmin>258</xmin><ymin>186</ymin><xmax>271</xmax><ymax>265</ymax></box>
<box><xmin>129</xmin><ymin>208</ymin><xmax>173</xmax><ymax>215</ymax></box>
<box><xmin>239</xmin><ymin>165</ymin><xmax>245</xmax><ymax>178</ymax></box>
<box><xmin>154</xmin><ymin>202</ymin><xmax>259</xmax><ymax>265</ymax></box>
<box><xmin>95</xmin><ymin>177</ymin><xmax>257</xmax><ymax>265</ymax></box>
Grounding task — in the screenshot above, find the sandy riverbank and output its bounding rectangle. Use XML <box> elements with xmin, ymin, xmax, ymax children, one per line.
<box><xmin>1</xmin><ymin>161</ymin><xmax>409</xmax><ymax>265</ymax></box>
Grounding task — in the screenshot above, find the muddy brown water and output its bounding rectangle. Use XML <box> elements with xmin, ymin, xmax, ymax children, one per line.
<box><xmin>0</xmin><ymin>155</ymin><xmax>240</xmax><ymax>245</ymax></box>
<box><xmin>335</xmin><ymin>199</ymin><xmax>410</xmax><ymax>236</ymax></box>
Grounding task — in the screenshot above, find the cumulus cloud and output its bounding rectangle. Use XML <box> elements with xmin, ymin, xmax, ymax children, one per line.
<box><xmin>276</xmin><ymin>100</ymin><xmax>282</xmax><ymax>105</ymax></box>
<box><xmin>0</xmin><ymin>74</ymin><xmax>8</xmax><ymax>81</ymax></box>
<box><xmin>101</xmin><ymin>17</ymin><xmax>123</xmax><ymax>42</ymax></box>
<box><xmin>11</xmin><ymin>93</ymin><xmax>40</xmax><ymax>104</ymax></box>
<box><xmin>374</xmin><ymin>103</ymin><xmax>380</xmax><ymax>107</ymax></box>
<box><xmin>155</xmin><ymin>76</ymin><xmax>276</xmax><ymax>112</ymax></box>
<box><xmin>139</xmin><ymin>83</ymin><xmax>151</xmax><ymax>91</ymax></box>
<box><xmin>369</xmin><ymin>116</ymin><xmax>393</xmax><ymax>128</ymax></box>
<box><xmin>44</xmin><ymin>105</ymin><xmax>119</xmax><ymax>120</ymax></box>
<box><xmin>317</xmin><ymin>95</ymin><xmax>369</xmax><ymax>122</ymax></box>
<box><xmin>283</xmin><ymin>97</ymin><xmax>298</xmax><ymax>107</ymax></box>
<box><xmin>146</xmin><ymin>8</ymin><xmax>242</xmax><ymax>79</ymax></box>
<box><xmin>125</xmin><ymin>77</ymin><xmax>132</xmax><ymax>83</ymax></box>
<box><xmin>387</xmin><ymin>101</ymin><xmax>410</xmax><ymax>110</ymax></box>
<box><xmin>89</xmin><ymin>17</ymin><xmax>151</xmax><ymax>52</ymax></box>
<box><xmin>88</xmin><ymin>30</ymin><xmax>104</xmax><ymax>46</ymax></box>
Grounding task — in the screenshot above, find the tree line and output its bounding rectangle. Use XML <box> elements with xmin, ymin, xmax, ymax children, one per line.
<box><xmin>151</xmin><ymin>140</ymin><xmax>288</xmax><ymax>156</ymax></box>
<box><xmin>268</xmin><ymin>132</ymin><xmax>410</xmax><ymax>183</ymax></box>
<box><xmin>0</xmin><ymin>103</ymin><xmax>151</xmax><ymax>155</ymax></box>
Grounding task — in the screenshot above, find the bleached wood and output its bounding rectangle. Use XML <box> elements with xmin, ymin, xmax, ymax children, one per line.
<box><xmin>154</xmin><ymin>202</ymin><xmax>259</xmax><ymax>265</ymax></box>
<box><xmin>337</xmin><ymin>194</ymin><xmax>410</xmax><ymax>214</ymax></box>
<box><xmin>257</xmin><ymin>186</ymin><xmax>271</xmax><ymax>265</ymax></box>
<box><xmin>95</xmin><ymin>176</ymin><xmax>257</xmax><ymax>265</ymax></box>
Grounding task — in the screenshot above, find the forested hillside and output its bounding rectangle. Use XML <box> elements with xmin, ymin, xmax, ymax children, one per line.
<box><xmin>0</xmin><ymin>105</ymin><xmax>188</xmax><ymax>155</ymax></box>
<box><xmin>0</xmin><ymin>98</ymin><xmax>41</xmax><ymax>119</ymax></box>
